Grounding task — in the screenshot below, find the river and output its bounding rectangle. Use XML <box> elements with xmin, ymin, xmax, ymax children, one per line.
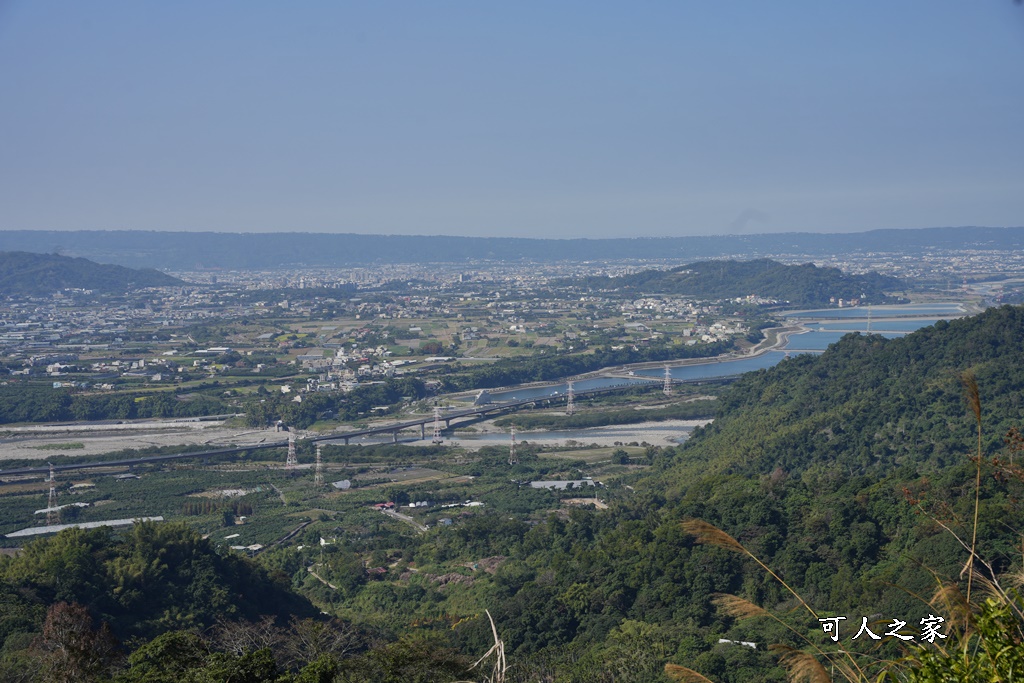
<box><xmin>469</xmin><ymin>302</ymin><xmax>973</xmax><ymax>446</ymax></box>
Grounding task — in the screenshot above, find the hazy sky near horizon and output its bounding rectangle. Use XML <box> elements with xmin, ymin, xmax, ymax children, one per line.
<box><xmin>1</xmin><ymin>2</ymin><xmax>1022</xmax><ymax>239</ymax></box>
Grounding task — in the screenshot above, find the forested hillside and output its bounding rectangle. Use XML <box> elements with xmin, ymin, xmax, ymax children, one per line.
<box><xmin>4</xmin><ymin>306</ymin><xmax>1024</xmax><ymax>681</ymax></box>
<box><xmin>0</xmin><ymin>251</ymin><xmax>183</xmax><ymax>296</ymax></box>
<box><xmin>573</xmin><ymin>259</ymin><xmax>903</xmax><ymax>306</ymax></box>
<box><xmin>622</xmin><ymin>305</ymin><xmax>1024</xmax><ymax>677</ymax></box>
<box><xmin>447</xmin><ymin>305</ymin><xmax>1024</xmax><ymax>680</ymax></box>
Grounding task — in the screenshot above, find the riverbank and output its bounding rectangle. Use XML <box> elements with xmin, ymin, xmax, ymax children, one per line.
<box><xmin>0</xmin><ymin>422</ymin><xmax>276</xmax><ymax>461</ymax></box>
<box><xmin>443</xmin><ymin>418</ymin><xmax>712</xmax><ymax>450</ymax></box>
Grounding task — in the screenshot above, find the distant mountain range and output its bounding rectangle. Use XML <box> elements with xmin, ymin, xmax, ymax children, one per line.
<box><xmin>0</xmin><ymin>251</ymin><xmax>184</xmax><ymax>296</ymax></box>
<box><xmin>569</xmin><ymin>258</ymin><xmax>903</xmax><ymax>306</ymax></box>
<box><xmin>0</xmin><ymin>226</ymin><xmax>1020</xmax><ymax>270</ymax></box>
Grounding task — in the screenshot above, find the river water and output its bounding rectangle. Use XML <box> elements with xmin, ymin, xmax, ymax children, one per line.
<box><xmin>487</xmin><ymin>305</ymin><xmax>966</xmax><ymax>401</ymax></box>
<box><xmin>490</xmin><ymin>304</ymin><xmax>969</xmax><ymax>398</ymax></box>
<box><xmin>386</xmin><ymin>302</ymin><xmax>973</xmax><ymax>448</ymax></box>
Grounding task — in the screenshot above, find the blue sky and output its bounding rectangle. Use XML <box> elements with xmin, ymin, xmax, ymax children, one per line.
<box><xmin>0</xmin><ymin>1</ymin><xmax>1022</xmax><ymax>238</ymax></box>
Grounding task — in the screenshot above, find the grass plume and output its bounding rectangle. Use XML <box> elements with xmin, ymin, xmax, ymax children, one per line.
<box><xmin>711</xmin><ymin>593</ymin><xmax>768</xmax><ymax>620</ymax></box>
<box><xmin>681</xmin><ymin>518</ymin><xmax>818</xmax><ymax>621</ymax></box>
<box><xmin>679</xmin><ymin>519</ymin><xmax>745</xmax><ymax>554</ymax></box>
<box><xmin>770</xmin><ymin>644</ymin><xmax>832</xmax><ymax>683</ymax></box>
<box><xmin>664</xmin><ymin>663</ymin><xmax>717</xmax><ymax>682</ymax></box>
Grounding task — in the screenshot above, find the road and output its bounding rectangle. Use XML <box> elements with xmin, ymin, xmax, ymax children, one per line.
<box><xmin>381</xmin><ymin>508</ymin><xmax>428</xmax><ymax>533</ymax></box>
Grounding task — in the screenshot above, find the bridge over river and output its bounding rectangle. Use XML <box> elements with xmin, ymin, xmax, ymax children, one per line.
<box><xmin>0</xmin><ymin>380</ymin><xmax>669</xmax><ymax>479</ymax></box>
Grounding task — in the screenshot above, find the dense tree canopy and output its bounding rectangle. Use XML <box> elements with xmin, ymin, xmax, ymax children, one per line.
<box><xmin>0</xmin><ymin>385</ymin><xmax>228</xmax><ymax>425</ymax></box>
<box><xmin>0</xmin><ymin>522</ymin><xmax>315</xmax><ymax>640</ymax></box>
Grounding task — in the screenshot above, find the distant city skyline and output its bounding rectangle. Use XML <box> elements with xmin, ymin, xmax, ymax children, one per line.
<box><xmin>0</xmin><ymin>2</ymin><xmax>1022</xmax><ymax>238</ymax></box>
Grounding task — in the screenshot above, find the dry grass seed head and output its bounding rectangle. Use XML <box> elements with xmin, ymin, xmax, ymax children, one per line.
<box><xmin>1005</xmin><ymin>567</ymin><xmax>1024</xmax><ymax>592</ymax></box>
<box><xmin>664</xmin><ymin>663</ymin><xmax>717</xmax><ymax>683</ymax></box>
<box><xmin>712</xmin><ymin>593</ymin><xmax>768</xmax><ymax>620</ymax></box>
<box><xmin>930</xmin><ymin>582</ymin><xmax>970</xmax><ymax>636</ymax></box>
<box><xmin>972</xmin><ymin>574</ymin><xmax>1005</xmax><ymax>604</ymax></box>
<box><xmin>768</xmin><ymin>644</ymin><xmax>831</xmax><ymax>683</ymax></box>
<box><xmin>680</xmin><ymin>519</ymin><xmax>745</xmax><ymax>554</ymax></box>
<box><xmin>961</xmin><ymin>371</ymin><xmax>981</xmax><ymax>425</ymax></box>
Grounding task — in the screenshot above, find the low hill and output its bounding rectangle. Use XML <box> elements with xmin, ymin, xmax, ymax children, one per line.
<box><xmin>572</xmin><ymin>258</ymin><xmax>903</xmax><ymax>306</ymax></box>
<box><xmin>0</xmin><ymin>251</ymin><xmax>183</xmax><ymax>296</ymax></box>
<box><xmin>0</xmin><ymin>521</ymin><xmax>316</xmax><ymax>641</ymax></box>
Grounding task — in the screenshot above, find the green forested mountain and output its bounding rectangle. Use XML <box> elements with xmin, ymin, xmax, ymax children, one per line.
<box><xmin>473</xmin><ymin>304</ymin><xmax>1024</xmax><ymax>679</ymax></box>
<box><xmin>0</xmin><ymin>251</ymin><xmax>183</xmax><ymax>296</ymax></box>
<box><xmin>573</xmin><ymin>258</ymin><xmax>903</xmax><ymax>306</ymax></box>
<box><xmin>449</xmin><ymin>305</ymin><xmax>1024</xmax><ymax>680</ymax></box>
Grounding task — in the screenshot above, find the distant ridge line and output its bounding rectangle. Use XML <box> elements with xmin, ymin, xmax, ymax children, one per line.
<box><xmin>0</xmin><ymin>226</ymin><xmax>1020</xmax><ymax>270</ymax></box>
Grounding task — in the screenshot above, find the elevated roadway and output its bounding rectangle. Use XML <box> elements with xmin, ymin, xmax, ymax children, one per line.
<box><xmin>0</xmin><ymin>384</ymin><xmax>628</xmax><ymax>479</ymax></box>
<box><xmin>0</xmin><ymin>375</ymin><xmax>726</xmax><ymax>480</ymax></box>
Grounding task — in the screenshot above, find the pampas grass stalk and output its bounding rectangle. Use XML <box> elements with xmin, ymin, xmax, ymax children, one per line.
<box><xmin>457</xmin><ymin>610</ymin><xmax>506</xmax><ymax>683</ymax></box>
<box><xmin>681</xmin><ymin>519</ymin><xmax>818</xmax><ymax>620</ymax></box>
<box><xmin>962</xmin><ymin>371</ymin><xmax>982</xmax><ymax>610</ymax></box>
<box><xmin>681</xmin><ymin>518</ymin><xmax>869</xmax><ymax>681</ymax></box>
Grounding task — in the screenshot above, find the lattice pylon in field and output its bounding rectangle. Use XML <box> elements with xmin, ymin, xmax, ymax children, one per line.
<box><xmin>47</xmin><ymin>463</ymin><xmax>60</xmax><ymax>526</ymax></box>
<box><xmin>286</xmin><ymin>432</ymin><xmax>298</xmax><ymax>468</ymax></box>
<box><xmin>663</xmin><ymin>365</ymin><xmax>672</xmax><ymax>396</ymax></box>
<box><xmin>566</xmin><ymin>380</ymin><xmax>575</xmax><ymax>416</ymax></box>
<box><xmin>314</xmin><ymin>443</ymin><xmax>324</xmax><ymax>487</ymax></box>
<box><xmin>432</xmin><ymin>406</ymin><xmax>443</xmax><ymax>444</ymax></box>
<box><xmin>508</xmin><ymin>425</ymin><xmax>518</xmax><ymax>466</ymax></box>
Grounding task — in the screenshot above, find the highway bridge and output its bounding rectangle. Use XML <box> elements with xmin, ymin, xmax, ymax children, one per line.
<box><xmin>0</xmin><ymin>376</ymin><xmax>736</xmax><ymax>480</ymax></box>
<box><xmin>0</xmin><ymin>400</ymin><xmax>527</xmax><ymax>478</ymax></box>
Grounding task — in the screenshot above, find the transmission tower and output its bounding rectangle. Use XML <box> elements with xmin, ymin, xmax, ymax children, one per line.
<box><xmin>46</xmin><ymin>463</ymin><xmax>60</xmax><ymax>526</ymax></box>
<box><xmin>663</xmin><ymin>365</ymin><xmax>672</xmax><ymax>396</ymax></box>
<box><xmin>508</xmin><ymin>425</ymin><xmax>518</xmax><ymax>465</ymax></box>
<box><xmin>286</xmin><ymin>432</ymin><xmax>298</xmax><ymax>469</ymax></box>
<box><xmin>566</xmin><ymin>380</ymin><xmax>575</xmax><ymax>416</ymax></box>
<box><xmin>432</xmin><ymin>406</ymin><xmax>443</xmax><ymax>444</ymax></box>
<box><xmin>314</xmin><ymin>443</ymin><xmax>324</xmax><ymax>488</ymax></box>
